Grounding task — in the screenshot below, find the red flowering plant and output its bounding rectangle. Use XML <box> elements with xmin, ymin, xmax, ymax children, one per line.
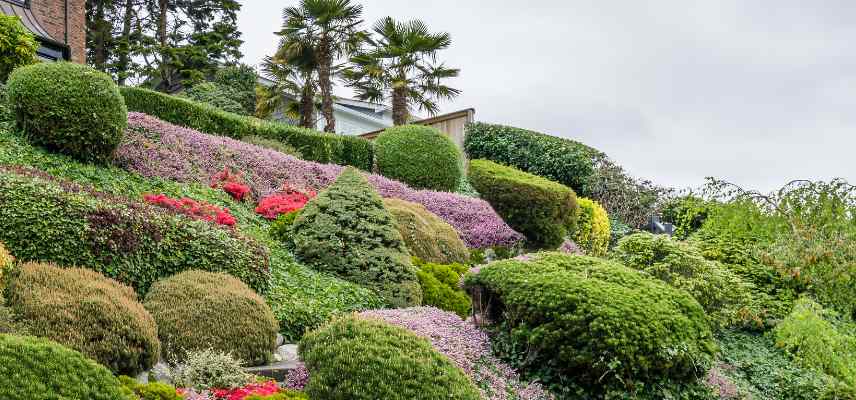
<box><xmin>211</xmin><ymin>167</ymin><xmax>252</xmax><ymax>202</ymax></box>
<box><xmin>211</xmin><ymin>381</ymin><xmax>280</xmax><ymax>400</ymax></box>
<box><xmin>144</xmin><ymin>194</ymin><xmax>236</xmax><ymax>227</ymax></box>
<box><xmin>255</xmin><ymin>186</ymin><xmax>316</xmax><ymax>220</ymax></box>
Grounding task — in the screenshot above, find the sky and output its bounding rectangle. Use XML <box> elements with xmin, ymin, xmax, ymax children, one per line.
<box><xmin>237</xmin><ymin>0</ymin><xmax>856</xmax><ymax>192</ymax></box>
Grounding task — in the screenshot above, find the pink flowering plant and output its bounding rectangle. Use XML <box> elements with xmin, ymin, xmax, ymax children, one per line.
<box><xmin>143</xmin><ymin>193</ymin><xmax>237</xmax><ymax>226</ymax></box>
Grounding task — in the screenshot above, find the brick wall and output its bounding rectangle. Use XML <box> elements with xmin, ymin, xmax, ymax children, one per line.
<box><xmin>30</xmin><ymin>0</ymin><xmax>86</xmax><ymax>63</ymax></box>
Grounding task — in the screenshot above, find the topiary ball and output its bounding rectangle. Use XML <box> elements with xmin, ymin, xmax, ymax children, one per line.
<box><xmin>4</xmin><ymin>262</ymin><xmax>159</xmax><ymax>376</ymax></box>
<box><xmin>375</xmin><ymin>125</ymin><xmax>463</xmax><ymax>191</ymax></box>
<box><xmin>384</xmin><ymin>198</ymin><xmax>470</xmax><ymax>264</ymax></box>
<box><xmin>0</xmin><ymin>334</ymin><xmax>135</xmax><ymax>400</ymax></box>
<box><xmin>573</xmin><ymin>197</ymin><xmax>610</xmax><ymax>257</ymax></box>
<box><xmin>299</xmin><ymin>316</ymin><xmax>481</xmax><ymax>400</ymax></box>
<box><xmin>6</xmin><ymin>62</ymin><xmax>127</xmax><ymax>163</ymax></box>
<box><xmin>144</xmin><ymin>270</ymin><xmax>278</xmax><ymax>366</ymax></box>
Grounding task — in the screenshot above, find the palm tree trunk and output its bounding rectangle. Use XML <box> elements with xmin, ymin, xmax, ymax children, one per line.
<box><xmin>392</xmin><ymin>86</ymin><xmax>408</xmax><ymax>125</ymax></box>
<box><xmin>317</xmin><ymin>36</ymin><xmax>336</xmax><ymax>133</ymax></box>
<box><xmin>299</xmin><ymin>78</ymin><xmax>315</xmax><ymax>129</ymax></box>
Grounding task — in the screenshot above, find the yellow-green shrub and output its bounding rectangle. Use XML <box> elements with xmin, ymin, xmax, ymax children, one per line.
<box><xmin>413</xmin><ymin>258</ymin><xmax>470</xmax><ymax>317</ymax></box>
<box><xmin>0</xmin><ymin>15</ymin><xmax>38</xmax><ymax>82</ymax></box>
<box><xmin>0</xmin><ymin>242</ymin><xmax>11</xmax><ymax>288</ymax></box>
<box><xmin>384</xmin><ymin>198</ymin><xmax>469</xmax><ymax>264</ymax></box>
<box><xmin>572</xmin><ymin>197</ymin><xmax>610</xmax><ymax>256</ymax></box>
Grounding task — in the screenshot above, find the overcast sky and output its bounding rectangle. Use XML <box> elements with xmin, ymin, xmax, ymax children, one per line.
<box><xmin>237</xmin><ymin>0</ymin><xmax>855</xmax><ymax>192</ymax></box>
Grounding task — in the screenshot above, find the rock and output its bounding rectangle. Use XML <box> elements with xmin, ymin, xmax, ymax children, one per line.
<box><xmin>245</xmin><ymin>344</ymin><xmax>300</xmax><ymax>382</ymax></box>
<box><xmin>276</xmin><ymin>333</ymin><xmax>284</xmax><ymax>347</ymax></box>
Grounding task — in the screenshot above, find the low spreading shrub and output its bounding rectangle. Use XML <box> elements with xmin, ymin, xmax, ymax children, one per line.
<box><xmin>464</xmin><ymin>122</ymin><xmax>601</xmax><ymax>195</ymax></box>
<box><xmin>469</xmin><ymin>159</ymin><xmax>577</xmax><ymax>248</ymax></box>
<box><xmin>413</xmin><ymin>258</ymin><xmax>470</xmax><ymax>318</ymax></box>
<box><xmin>572</xmin><ymin>197</ymin><xmax>610</xmax><ymax>256</ymax></box>
<box><xmin>292</xmin><ymin>168</ymin><xmax>421</xmax><ymax>307</ymax></box>
<box><xmin>384</xmin><ymin>198</ymin><xmax>470</xmax><ymax>264</ymax></box>
<box><xmin>168</xmin><ymin>348</ymin><xmax>253</xmax><ymax>391</ymax></box>
<box><xmin>375</xmin><ymin>125</ymin><xmax>463</xmax><ymax>191</ymax></box>
<box><xmin>0</xmin><ymin>334</ymin><xmax>135</xmax><ymax>400</ymax></box>
<box><xmin>299</xmin><ymin>316</ymin><xmax>482</xmax><ymax>400</ymax></box>
<box><xmin>0</xmin><ymin>15</ymin><xmax>38</xmax><ymax>82</ymax></box>
<box><xmin>119</xmin><ymin>376</ymin><xmax>183</xmax><ymax>400</ymax></box>
<box><xmin>144</xmin><ymin>271</ymin><xmax>279</xmax><ymax>367</ymax></box>
<box><xmin>0</xmin><ymin>167</ymin><xmax>270</xmax><ymax>295</ymax></box>
<box><xmin>7</xmin><ymin>62</ymin><xmax>127</xmax><ymax>163</ymax></box>
<box><xmin>4</xmin><ymin>262</ymin><xmax>159</xmax><ymax>376</ymax></box>
<box><xmin>120</xmin><ymin>87</ymin><xmax>373</xmax><ymax>170</ymax></box>
<box><xmin>465</xmin><ymin>253</ymin><xmax>716</xmax><ymax>393</ymax></box>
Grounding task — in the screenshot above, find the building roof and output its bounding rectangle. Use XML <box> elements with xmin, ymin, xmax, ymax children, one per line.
<box><xmin>0</xmin><ymin>0</ymin><xmax>69</xmax><ymax>60</ymax></box>
<box><xmin>359</xmin><ymin>108</ymin><xmax>476</xmax><ymax>139</ymax></box>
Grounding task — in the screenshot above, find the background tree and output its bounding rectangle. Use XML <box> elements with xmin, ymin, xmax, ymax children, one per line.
<box><xmin>256</xmin><ymin>48</ymin><xmax>319</xmax><ymax>128</ymax></box>
<box><xmin>277</xmin><ymin>0</ymin><xmax>364</xmax><ymax>133</ymax></box>
<box><xmin>346</xmin><ymin>17</ymin><xmax>460</xmax><ymax>125</ymax></box>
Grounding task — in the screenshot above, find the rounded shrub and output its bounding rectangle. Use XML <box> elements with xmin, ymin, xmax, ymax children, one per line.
<box><xmin>0</xmin><ymin>334</ymin><xmax>135</xmax><ymax>400</ymax></box>
<box><xmin>144</xmin><ymin>270</ymin><xmax>278</xmax><ymax>366</ymax></box>
<box><xmin>119</xmin><ymin>376</ymin><xmax>183</xmax><ymax>400</ymax></box>
<box><xmin>572</xmin><ymin>197</ymin><xmax>610</xmax><ymax>256</ymax></box>
<box><xmin>465</xmin><ymin>252</ymin><xmax>716</xmax><ymax>392</ymax></box>
<box><xmin>413</xmin><ymin>258</ymin><xmax>471</xmax><ymax>318</ymax></box>
<box><xmin>375</xmin><ymin>124</ymin><xmax>463</xmax><ymax>191</ymax></box>
<box><xmin>384</xmin><ymin>198</ymin><xmax>470</xmax><ymax>264</ymax></box>
<box><xmin>292</xmin><ymin>168</ymin><xmax>421</xmax><ymax>307</ymax></box>
<box><xmin>0</xmin><ymin>15</ymin><xmax>38</xmax><ymax>83</ymax></box>
<box><xmin>7</xmin><ymin>62</ymin><xmax>127</xmax><ymax>163</ymax></box>
<box><xmin>299</xmin><ymin>316</ymin><xmax>481</xmax><ymax>400</ymax></box>
<box><xmin>4</xmin><ymin>262</ymin><xmax>159</xmax><ymax>376</ymax></box>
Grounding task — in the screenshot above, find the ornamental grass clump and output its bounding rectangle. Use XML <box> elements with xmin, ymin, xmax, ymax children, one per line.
<box><xmin>375</xmin><ymin>124</ymin><xmax>463</xmax><ymax>191</ymax></box>
<box><xmin>144</xmin><ymin>271</ymin><xmax>279</xmax><ymax>367</ymax></box>
<box><xmin>384</xmin><ymin>198</ymin><xmax>470</xmax><ymax>264</ymax></box>
<box><xmin>292</xmin><ymin>168</ymin><xmax>421</xmax><ymax>307</ymax></box>
<box><xmin>4</xmin><ymin>262</ymin><xmax>159</xmax><ymax>376</ymax></box>
<box><xmin>299</xmin><ymin>315</ymin><xmax>482</xmax><ymax>400</ymax></box>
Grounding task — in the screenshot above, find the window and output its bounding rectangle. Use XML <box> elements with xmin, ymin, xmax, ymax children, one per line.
<box><xmin>3</xmin><ymin>0</ymin><xmax>28</xmax><ymax>8</ymax></box>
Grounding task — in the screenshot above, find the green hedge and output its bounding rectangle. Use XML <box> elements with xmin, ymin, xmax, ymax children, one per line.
<box><xmin>464</xmin><ymin>122</ymin><xmax>602</xmax><ymax>195</ymax></box>
<box><xmin>375</xmin><ymin>124</ymin><xmax>463</xmax><ymax>191</ymax></box>
<box><xmin>468</xmin><ymin>159</ymin><xmax>578</xmax><ymax>249</ymax></box>
<box><xmin>120</xmin><ymin>87</ymin><xmax>373</xmax><ymax>170</ymax></box>
<box><xmin>300</xmin><ymin>316</ymin><xmax>481</xmax><ymax>400</ymax></box>
<box><xmin>465</xmin><ymin>252</ymin><xmax>716</xmax><ymax>393</ymax></box>
<box><xmin>0</xmin><ymin>167</ymin><xmax>270</xmax><ymax>296</ymax></box>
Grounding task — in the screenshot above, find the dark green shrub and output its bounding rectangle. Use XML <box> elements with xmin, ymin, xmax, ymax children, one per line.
<box><xmin>119</xmin><ymin>376</ymin><xmax>183</xmax><ymax>400</ymax></box>
<box><xmin>413</xmin><ymin>258</ymin><xmax>470</xmax><ymax>317</ymax></box>
<box><xmin>120</xmin><ymin>87</ymin><xmax>373</xmax><ymax>170</ymax></box>
<box><xmin>464</xmin><ymin>122</ymin><xmax>601</xmax><ymax>195</ymax></box>
<box><xmin>0</xmin><ymin>15</ymin><xmax>38</xmax><ymax>82</ymax></box>
<box><xmin>375</xmin><ymin>124</ymin><xmax>463</xmax><ymax>191</ymax></box>
<box><xmin>468</xmin><ymin>159</ymin><xmax>578</xmax><ymax>249</ymax></box>
<box><xmin>4</xmin><ymin>262</ymin><xmax>159</xmax><ymax>376</ymax></box>
<box><xmin>573</xmin><ymin>197</ymin><xmax>610</xmax><ymax>256</ymax></box>
<box><xmin>0</xmin><ymin>167</ymin><xmax>270</xmax><ymax>295</ymax></box>
<box><xmin>292</xmin><ymin>168</ymin><xmax>421</xmax><ymax>307</ymax></box>
<box><xmin>299</xmin><ymin>316</ymin><xmax>481</xmax><ymax>400</ymax></box>
<box><xmin>661</xmin><ymin>196</ymin><xmax>714</xmax><ymax>239</ymax></box>
<box><xmin>179</xmin><ymin>82</ymin><xmax>247</xmax><ymax>115</ymax></box>
<box><xmin>7</xmin><ymin>62</ymin><xmax>127</xmax><ymax>163</ymax></box>
<box><xmin>0</xmin><ymin>334</ymin><xmax>135</xmax><ymax>400</ymax></box>
<box><xmin>144</xmin><ymin>270</ymin><xmax>279</xmax><ymax>367</ymax></box>
<box><xmin>242</xmin><ymin>135</ymin><xmax>302</xmax><ymax>158</ymax></box>
<box><xmin>384</xmin><ymin>198</ymin><xmax>470</xmax><ymax>264</ymax></box>
<box><xmin>465</xmin><ymin>252</ymin><xmax>716</xmax><ymax>392</ymax></box>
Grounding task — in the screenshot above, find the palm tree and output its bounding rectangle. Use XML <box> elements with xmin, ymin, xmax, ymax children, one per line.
<box><xmin>256</xmin><ymin>42</ymin><xmax>319</xmax><ymax>128</ymax></box>
<box><xmin>277</xmin><ymin>0</ymin><xmax>364</xmax><ymax>133</ymax></box>
<box><xmin>345</xmin><ymin>17</ymin><xmax>461</xmax><ymax>126</ymax></box>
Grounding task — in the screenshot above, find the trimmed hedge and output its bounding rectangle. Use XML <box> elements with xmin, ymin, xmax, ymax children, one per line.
<box><xmin>0</xmin><ymin>15</ymin><xmax>38</xmax><ymax>82</ymax></box>
<box><xmin>8</xmin><ymin>62</ymin><xmax>127</xmax><ymax>163</ymax></box>
<box><xmin>0</xmin><ymin>167</ymin><xmax>270</xmax><ymax>295</ymax></box>
<box><xmin>413</xmin><ymin>258</ymin><xmax>471</xmax><ymax>318</ymax></box>
<box><xmin>0</xmin><ymin>334</ymin><xmax>135</xmax><ymax>400</ymax></box>
<box><xmin>120</xmin><ymin>86</ymin><xmax>373</xmax><ymax>170</ymax></box>
<box><xmin>299</xmin><ymin>316</ymin><xmax>481</xmax><ymax>400</ymax></box>
<box><xmin>4</xmin><ymin>262</ymin><xmax>159</xmax><ymax>376</ymax></box>
<box><xmin>464</xmin><ymin>122</ymin><xmax>602</xmax><ymax>195</ymax></box>
<box><xmin>469</xmin><ymin>159</ymin><xmax>578</xmax><ymax>249</ymax></box>
<box><xmin>292</xmin><ymin>168</ymin><xmax>421</xmax><ymax>307</ymax></box>
<box><xmin>375</xmin><ymin>124</ymin><xmax>463</xmax><ymax>191</ymax></box>
<box><xmin>573</xmin><ymin>197</ymin><xmax>610</xmax><ymax>256</ymax></box>
<box><xmin>465</xmin><ymin>252</ymin><xmax>716</xmax><ymax>392</ymax></box>
<box><xmin>144</xmin><ymin>271</ymin><xmax>279</xmax><ymax>367</ymax></box>
<box><xmin>384</xmin><ymin>198</ymin><xmax>470</xmax><ymax>264</ymax></box>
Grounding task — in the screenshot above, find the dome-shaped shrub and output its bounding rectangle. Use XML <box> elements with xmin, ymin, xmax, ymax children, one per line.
<box><xmin>375</xmin><ymin>124</ymin><xmax>463</xmax><ymax>191</ymax></box>
<box><xmin>4</xmin><ymin>262</ymin><xmax>159</xmax><ymax>376</ymax></box>
<box><xmin>0</xmin><ymin>334</ymin><xmax>135</xmax><ymax>400</ymax></box>
<box><xmin>384</xmin><ymin>198</ymin><xmax>470</xmax><ymax>264</ymax></box>
<box><xmin>572</xmin><ymin>197</ymin><xmax>610</xmax><ymax>256</ymax></box>
<box><xmin>465</xmin><ymin>252</ymin><xmax>715</xmax><ymax>392</ymax></box>
<box><xmin>413</xmin><ymin>258</ymin><xmax>471</xmax><ymax>318</ymax></box>
<box><xmin>6</xmin><ymin>62</ymin><xmax>127</xmax><ymax>163</ymax></box>
<box><xmin>299</xmin><ymin>316</ymin><xmax>481</xmax><ymax>400</ymax></box>
<box><xmin>292</xmin><ymin>168</ymin><xmax>421</xmax><ymax>307</ymax></box>
<box><xmin>144</xmin><ymin>270</ymin><xmax>278</xmax><ymax>366</ymax></box>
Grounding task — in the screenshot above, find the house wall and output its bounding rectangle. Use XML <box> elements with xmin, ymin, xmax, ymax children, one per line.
<box><xmin>316</xmin><ymin>112</ymin><xmax>389</xmax><ymax>136</ymax></box>
<box><xmin>30</xmin><ymin>0</ymin><xmax>85</xmax><ymax>63</ymax></box>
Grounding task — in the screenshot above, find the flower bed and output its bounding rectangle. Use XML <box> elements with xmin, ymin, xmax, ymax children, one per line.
<box><xmin>117</xmin><ymin>113</ymin><xmax>521</xmax><ymax>249</ymax></box>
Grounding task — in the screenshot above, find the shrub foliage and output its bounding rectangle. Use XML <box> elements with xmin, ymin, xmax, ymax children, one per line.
<box><xmin>469</xmin><ymin>159</ymin><xmax>578</xmax><ymax>249</ymax></box>
<box><xmin>144</xmin><ymin>271</ymin><xmax>279</xmax><ymax>367</ymax></box>
<box><xmin>573</xmin><ymin>197</ymin><xmax>610</xmax><ymax>256</ymax></box>
<box><xmin>0</xmin><ymin>15</ymin><xmax>38</xmax><ymax>82</ymax></box>
<box><xmin>375</xmin><ymin>124</ymin><xmax>463</xmax><ymax>191</ymax></box>
<box><xmin>384</xmin><ymin>198</ymin><xmax>470</xmax><ymax>264</ymax></box>
<box><xmin>413</xmin><ymin>258</ymin><xmax>471</xmax><ymax>318</ymax></box>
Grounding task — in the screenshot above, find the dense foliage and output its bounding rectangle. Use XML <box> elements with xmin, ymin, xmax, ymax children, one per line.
<box><xmin>299</xmin><ymin>316</ymin><xmax>482</xmax><ymax>400</ymax></box>
<box><xmin>465</xmin><ymin>253</ymin><xmax>716</xmax><ymax>395</ymax></box>
<box><xmin>375</xmin><ymin>125</ymin><xmax>463</xmax><ymax>191</ymax></box>
<box><xmin>119</xmin><ymin>376</ymin><xmax>183</xmax><ymax>400</ymax></box>
<box><xmin>0</xmin><ymin>242</ymin><xmax>11</xmax><ymax>285</ymax></box>
<box><xmin>384</xmin><ymin>198</ymin><xmax>470</xmax><ymax>264</ymax></box>
<box><xmin>7</xmin><ymin>62</ymin><xmax>127</xmax><ymax>163</ymax></box>
<box><xmin>0</xmin><ymin>15</ymin><xmax>38</xmax><ymax>82</ymax></box>
<box><xmin>144</xmin><ymin>271</ymin><xmax>279</xmax><ymax>366</ymax></box>
<box><xmin>168</xmin><ymin>348</ymin><xmax>253</xmax><ymax>391</ymax></box>
<box><xmin>413</xmin><ymin>258</ymin><xmax>471</xmax><ymax>318</ymax></box>
<box><xmin>292</xmin><ymin>168</ymin><xmax>421</xmax><ymax>307</ymax></box>
<box><xmin>661</xmin><ymin>195</ymin><xmax>713</xmax><ymax>239</ymax></box>
<box><xmin>179</xmin><ymin>82</ymin><xmax>247</xmax><ymax>115</ymax></box>
<box><xmin>120</xmin><ymin>87</ymin><xmax>373</xmax><ymax>170</ymax></box>
<box><xmin>0</xmin><ymin>334</ymin><xmax>135</xmax><ymax>400</ymax></box>
<box><xmin>469</xmin><ymin>159</ymin><xmax>578</xmax><ymax>248</ymax></box>
<box><xmin>573</xmin><ymin>197</ymin><xmax>610</xmax><ymax>256</ymax></box>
